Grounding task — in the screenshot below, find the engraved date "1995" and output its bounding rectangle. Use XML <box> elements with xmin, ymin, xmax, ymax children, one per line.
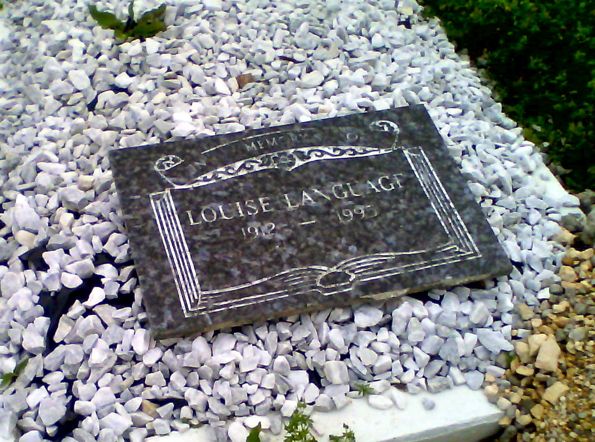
<box><xmin>336</xmin><ymin>204</ymin><xmax>378</xmax><ymax>224</ymax></box>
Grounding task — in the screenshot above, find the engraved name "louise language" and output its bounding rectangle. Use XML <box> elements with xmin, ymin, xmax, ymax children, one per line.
<box><xmin>186</xmin><ymin>173</ymin><xmax>403</xmax><ymax>226</ymax></box>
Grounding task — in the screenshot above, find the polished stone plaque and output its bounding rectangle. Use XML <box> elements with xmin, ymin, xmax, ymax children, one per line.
<box><xmin>110</xmin><ymin>105</ymin><xmax>511</xmax><ymax>337</ymax></box>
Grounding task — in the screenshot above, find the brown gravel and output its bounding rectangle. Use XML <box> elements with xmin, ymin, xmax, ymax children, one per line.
<box><xmin>485</xmin><ymin>228</ymin><xmax>594</xmax><ymax>442</ymax></box>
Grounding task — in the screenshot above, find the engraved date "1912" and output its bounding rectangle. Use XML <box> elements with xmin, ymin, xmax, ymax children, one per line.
<box><xmin>241</xmin><ymin>222</ymin><xmax>276</xmax><ymax>240</ymax></box>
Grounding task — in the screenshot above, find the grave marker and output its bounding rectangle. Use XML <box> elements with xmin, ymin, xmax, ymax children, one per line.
<box><xmin>110</xmin><ymin>105</ymin><xmax>511</xmax><ymax>337</ymax></box>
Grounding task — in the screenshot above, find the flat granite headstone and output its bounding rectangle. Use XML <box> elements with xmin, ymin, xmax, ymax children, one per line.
<box><xmin>110</xmin><ymin>105</ymin><xmax>512</xmax><ymax>337</ymax></box>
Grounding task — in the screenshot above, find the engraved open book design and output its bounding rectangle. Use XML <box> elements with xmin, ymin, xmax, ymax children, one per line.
<box><xmin>148</xmin><ymin>119</ymin><xmax>481</xmax><ymax>318</ymax></box>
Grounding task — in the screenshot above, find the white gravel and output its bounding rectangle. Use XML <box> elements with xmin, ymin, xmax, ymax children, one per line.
<box><xmin>0</xmin><ymin>0</ymin><xmax>579</xmax><ymax>439</ymax></box>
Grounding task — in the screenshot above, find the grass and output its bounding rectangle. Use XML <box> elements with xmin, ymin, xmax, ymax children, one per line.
<box><xmin>354</xmin><ymin>382</ymin><xmax>374</xmax><ymax>397</ymax></box>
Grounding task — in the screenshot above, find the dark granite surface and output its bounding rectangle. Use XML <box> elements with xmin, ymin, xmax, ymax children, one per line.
<box><xmin>109</xmin><ymin>105</ymin><xmax>512</xmax><ymax>338</ymax></box>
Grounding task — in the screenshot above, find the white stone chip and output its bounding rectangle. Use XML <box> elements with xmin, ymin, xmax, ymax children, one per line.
<box><xmin>354</xmin><ymin>305</ymin><xmax>383</xmax><ymax>328</ymax></box>
<box><xmin>368</xmin><ymin>394</ymin><xmax>393</xmax><ymax>410</ymax></box>
<box><xmin>91</xmin><ymin>387</ymin><xmax>116</xmax><ymax>409</ymax></box>
<box><xmin>303</xmin><ymin>383</ymin><xmax>320</xmax><ymax>404</ymax></box>
<box><xmin>74</xmin><ymin>401</ymin><xmax>95</xmax><ymax>416</ymax></box>
<box><xmin>203</xmin><ymin>0</ymin><xmax>223</xmax><ymax>11</ymax></box>
<box><xmin>143</xmin><ymin>348</ymin><xmax>163</xmax><ymax>366</ymax></box>
<box><xmin>464</xmin><ymin>370</ymin><xmax>485</xmax><ymax>390</ymax></box>
<box><xmin>388</xmin><ymin>388</ymin><xmax>408</xmax><ymax>410</ymax></box>
<box><xmin>146</xmin><ymin>372</ymin><xmax>166</xmax><ymax>386</ymax></box>
<box><xmin>422</xmin><ymin>398</ymin><xmax>436</xmax><ymax>410</ymax></box>
<box><xmin>281</xmin><ymin>400</ymin><xmax>298</xmax><ymax>417</ymax></box>
<box><xmin>153</xmin><ymin>419</ymin><xmax>171</xmax><ymax>435</ymax></box>
<box><xmin>114</xmin><ymin>72</ymin><xmax>134</xmax><ymax>88</ymax></box>
<box><xmin>469</xmin><ymin>302</ymin><xmax>490</xmax><ymax>325</ymax></box>
<box><xmin>323</xmin><ymin>361</ymin><xmax>349</xmax><ymax>385</ymax></box>
<box><xmin>83</xmin><ymin>287</ymin><xmax>105</xmax><ymax>308</ymax></box>
<box><xmin>131</xmin><ymin>329</ymin><xmax>150</xmax><ymax>356</ymax></box>
<box><xmin>299</xmin><ymin>71</ymin><xmax>325</xmax><ymax>88</ymax></box>
<box><xmin>99</xmin><ymin>412</ymin><xmax>132</xmax><ymax>436</ymax></box>
<box><xmin>413</xmin><ymin>347</ymin><xmax>430</xmax><ymax>368</ymax></box>
<box><xmin>22</xmin><ymin>325</ymin><xmax>45</xmax><ymax>354</ymax></box>
<box><xmin>476</xmin><ymin>329</ymin><xmax>514</xmax><ymax>354</ymax></box>
<box><xmin>61</xmin><ymin>272</ymin><xmax>83</xmax><ymax>289</ymax></box>
<box><xmin>12</xmin><ymin>199</ymin><xmax>41</xmax><ymax>232</ymax></box>
<box><xmin>68</xmin><ymin>69</ymin><xmax>91</xmax><ymax>90</ymax></box>
<box><xmin>212</xmin><ymin>333</ymin><xmax>236</xmax><ymax>355</ymax></box>
<box><xmin>214</xmin><ymin>78</ymin><xmax>231</xmax><ymax>95</ymax></box>
<box><xmin>1</xmin><ymin>272</ymin><xmax>23</xmax><ymax>297</ymax></box>
<box><xmin>244</xmin><ymin>415</ymin><xmax>271</xmax><ymax>429</ymax></box>
<box><xmin>228</xmin><ymin>421</ymin><xmax>249</xmax><ymax>442</ymax></box>
<box><xmin>18</xmin><ymin>431</ymin><xmax>43</xmax><ymax>442</ymax></box>
<box><xmin>38</xmin><ymin>398</ymin><xmax>66</xmax><ymax>426</ymax></box>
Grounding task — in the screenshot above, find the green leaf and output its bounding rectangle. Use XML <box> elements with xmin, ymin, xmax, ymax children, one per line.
<box><xmin>246</xmin><ymin>423</ymin><xmax>262</xmax><ymax>442</ymax></box>
<box><xmin>130</xmin><ymin>4</ymin><xmax>167</xmax><ymax>38</ymax></box>
<box><xmin>284</xmin><ymin>402</ymin><xmax>316</xmax><ymax>442</ymax></box>
<box><xmin>114</xmin><ymin>28</ymin><xmax>128</xmax><ymax>40</ymax></box>
<box><xmin>1</xmin><ymin>373</ymin><xmax>14</xmax><ymax>389</ymax></box>
<box><xmin>329</xmin><ymin>424</ymin><xmax>356</xmax><ymax>442</ymax></box>
<box><xmin>0</xmin><ymin>357</ymin><xmax>28</xmax><ymax>390</ymax></box>
<box><xmin>88</xmin><ymin>5</ymin><xmax>125</xmax><ymax>32</ymax></box>
<box><xmin>354</xmin><ymin>382</ymin><xmax>374</xmax><ymax>397</ymax></box>
<box><xmin>14</xmin><ymin>357</ymin><xmax>28</xmax><ymax>376</ymax></box>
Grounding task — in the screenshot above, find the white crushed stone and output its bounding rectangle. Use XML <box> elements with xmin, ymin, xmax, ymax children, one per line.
<box><xmin>422</xmin><ymin>397</ymin><xmax>436</xmax><ymax>411</ymax></box>
<box><xmin>37</xmin><ymin>398</ymin><xmax>66</xmax><ymax>427</ymax></box>
<box><xmin>67</xmin><ymin>69</ymin><xmax>91</xmax><ymax>91</ymax></box>
<box><xmin>354</xmin><ymin>305</ymin><xmax>384</xmax><ymax>328</ymax></box>
<box><xmin>228</xmin><ymin>421</ymin><xmax>249</xmax><ymax>442</ymax></box>
<box><xmin>367</xmin><ymin>394</ymin><xmax>393</xmax><ymax>410</ymax></box>
<box><xmin>0</xmin><ymin>0</ymin><xmax>577</xmax><ymax>438</ymax></box>
<box><xmin>298</xmin><ymin>70</ymin><xmax>325</xmax><ymax>88</ymax></box>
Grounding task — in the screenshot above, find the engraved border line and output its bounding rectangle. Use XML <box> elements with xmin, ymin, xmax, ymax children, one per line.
<box><xmin>407</xmin><ymin>150</ymin><xmax>469</xmax><ymax>250</ymax></box>
<box><xmin>404</xmin><ymin>149</ymin><xmax>456</xmax><ymax>247</ymax></box>
<box><xmin>405</xmin><ymin>147</ymin><xmax>479</xmax><ymax>255</ymax></box>
<box><xmin>165</xmin><ymin>190</ymin><xmax>202</xmax><ymax>304</ymax></box>
<box><xmin>150</xmin><ymin>193</ymin><xmax>193</xmax><ymax>315</ymax></box>
<box><xmin>416</xmin><ymin>147</ymin><xmax>480</xmax><ymax>254</ymax></box>
<box><xmin>159</xmin><ymin>193</ymin><xmax>200</xmax><ymax>308</ymax></box>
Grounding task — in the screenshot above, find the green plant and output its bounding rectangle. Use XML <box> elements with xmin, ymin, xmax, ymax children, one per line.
<box><xmin>354</xmin><ymin>382</ymin><xmax>374</xmax><ymax>397</ymax></box>
<box><xmin>246</xmin><ymin>423</ymin><xmax>262</xmax><ymax>442</ymax></box>
<box><xmin>1</xmin><ymin>357</ymin><xmax>28</xmax><ymax>389</ymax></box>
<box><xmin>329</xmin><ymin>424</ymin><xmax>356</xmax><ymax>442</ymax></box>
<box><xmin>284</xmin><ymin>402</ymin><xmax>316</xmax><ymax>442</ymax></box>
<box><xmin>277</xmin><ymin>401</ymin><xmax>357</xmax><ymax>442</ymax></box>
<box><xmin>421</xmin><ymin>0</ymin><xmax>595</xmax><ymax>191</ymax></box>
<box><xmin>88</xmin><ymin>0</ymin><xmax>166</xmax><ymax>41</ymax></box>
